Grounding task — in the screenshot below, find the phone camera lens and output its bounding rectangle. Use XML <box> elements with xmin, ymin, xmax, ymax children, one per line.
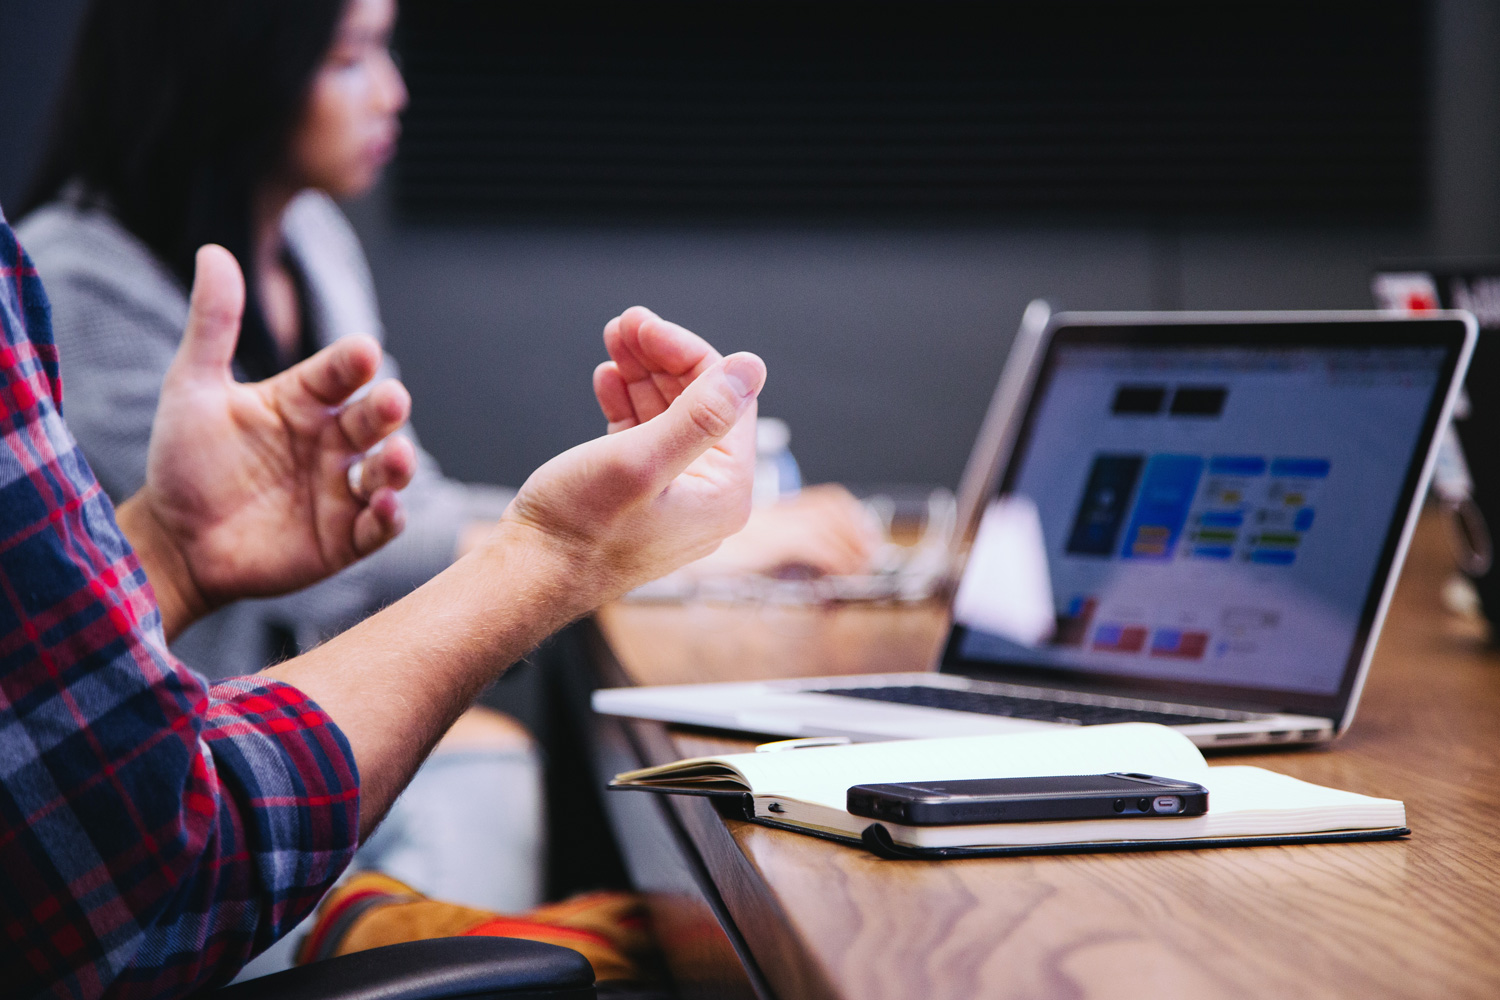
<box><xmin>1113</xmin><ymin>798</ymin><xmax>1125</xmax><ymax>813</ymax></box>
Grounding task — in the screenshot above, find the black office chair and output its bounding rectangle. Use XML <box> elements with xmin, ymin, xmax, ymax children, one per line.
<box><xmin>212</xmin><ymin>937</ymin><xmax>596</xmax><ymax>1000</ymax></box>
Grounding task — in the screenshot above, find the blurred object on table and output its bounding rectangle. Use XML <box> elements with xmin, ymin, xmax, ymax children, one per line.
<box><xmin>625</xmin><ymin>486</ymin><xmax>957</xmax><ymax>605</ymax></box>
<box><xmin>1374</xmin><ymin>262</ymin><xmax>1500</xmax><ymax>626</ymax></box>
<box><xmin>753</xmin><ymin>417</ymin><xmax>802</xmax><ymax>505</ymax></box>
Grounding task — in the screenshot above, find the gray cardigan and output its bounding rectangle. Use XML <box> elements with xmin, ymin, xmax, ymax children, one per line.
<box><xmin>19</xmin><ymin>191</ymin><xmax>513</xmax><ymax>679</ymax></box>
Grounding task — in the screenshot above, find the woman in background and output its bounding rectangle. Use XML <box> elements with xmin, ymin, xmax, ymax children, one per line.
<box><xmin>20</xmin><ymin>0</ymin><xmax>875</xmax><ymax>971</ymax></box>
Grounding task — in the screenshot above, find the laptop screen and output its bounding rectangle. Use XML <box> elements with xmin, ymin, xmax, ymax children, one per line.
<box><xmin>943</xmin><ymin>318</ymin><xmax>1470</xmax><ymax>717</ymax></box>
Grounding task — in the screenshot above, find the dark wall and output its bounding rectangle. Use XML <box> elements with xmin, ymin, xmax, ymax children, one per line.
<box><xmin>0</xmin><ymin>0</ymin><xmax>88</xmax><ymax>212</ymax></box>
<box><xmin>393</xmin><ymin>2</ymin><xmax>1428</xmax><ymax>223</ymax></box>
<box><xmin>4</xmin><ymin>1</ymin><xmax>1499</xmax><ymax>491</ymax></box>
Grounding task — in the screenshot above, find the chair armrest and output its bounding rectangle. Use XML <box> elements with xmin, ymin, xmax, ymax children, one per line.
<box><xmin>213</xmin><ymin>937</ymin><xmax>596</xmax><ymax>1000</ymax></box>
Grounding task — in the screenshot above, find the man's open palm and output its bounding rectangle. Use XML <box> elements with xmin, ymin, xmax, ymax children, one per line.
<box><xmin>501</xmin><ymin>306</ymin><xmax>765</xmax><ymax>597</ymax></box>
<box><xmin>137</xmin><ymin>245</ymin><xmax>416</xmax><ymax>615</ymax></box>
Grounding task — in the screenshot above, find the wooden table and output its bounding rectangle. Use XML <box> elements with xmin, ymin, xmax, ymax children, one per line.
<box><xmin>587</xmin><ymin>513</ymin><xmax>1500</xmax><ymax>1000</ymax></box>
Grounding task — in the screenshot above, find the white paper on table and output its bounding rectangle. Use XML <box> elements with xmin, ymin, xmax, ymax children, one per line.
<box><xmin>952</xmin><ymin>496</ymin><xmax>1055</xmax><ymax>646</ymax></box>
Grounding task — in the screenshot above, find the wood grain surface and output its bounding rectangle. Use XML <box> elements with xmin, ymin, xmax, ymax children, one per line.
<box><xmin>597</xmin><ymin>600</ymin><xmax>949</xmax><ymax>686</ymax></box>
<box><xmin>596</xmin><ymin>512</ymin><xmax>1500</xmax><ymax>999</ymax></box>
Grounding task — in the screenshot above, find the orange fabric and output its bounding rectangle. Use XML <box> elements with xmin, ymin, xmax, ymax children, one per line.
<box><xmin>462</xmin><ymin>917</ymin><xmax>614</xmax><ymax>949</ymax></box>
<box><xmin>298</xmin><ymin>873</ymin><xmax>648</xmax><ymax>983</ymax></box>
<box><xmin>296</xmin><ymin>882</ymin><xmax>417</xmax><ymax>963</ymax></box>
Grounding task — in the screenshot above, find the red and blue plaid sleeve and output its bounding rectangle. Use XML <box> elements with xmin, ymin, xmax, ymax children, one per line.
<box><xmin>0</xmin><ymin>216</ymin><xmax>361</xmax><ymax>999</ymax></box>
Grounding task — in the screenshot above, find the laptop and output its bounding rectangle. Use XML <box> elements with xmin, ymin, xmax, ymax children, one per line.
<box><xmin>594</xmin><ymin>309</ymin><xmax>1477</xmax><ymax>749</ymax></box>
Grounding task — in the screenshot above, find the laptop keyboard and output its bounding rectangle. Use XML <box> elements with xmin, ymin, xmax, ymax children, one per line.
<box><xmin>811</xmin><ymin>685</ymin><xmax>1249</xmax><ymax>727</ymax></box>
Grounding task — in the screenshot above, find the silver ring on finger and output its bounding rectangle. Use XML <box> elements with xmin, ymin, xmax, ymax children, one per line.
<box><xmin>347</xmin><ymin>456</ymin><xmax>368</xmax><ymax>502</ymax></box>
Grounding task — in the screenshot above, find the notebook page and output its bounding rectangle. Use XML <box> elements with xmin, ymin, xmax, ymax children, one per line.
<box><xmin>757</xmin><ymin>765</ymin><xmax>1405</xmax><ymax>847</ymax></box>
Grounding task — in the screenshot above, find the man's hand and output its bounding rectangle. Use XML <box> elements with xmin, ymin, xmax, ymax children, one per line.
<box><xmin>118</xmin><ymin>245</ymin><xmax>417</xmax><ymax>639</ymax></box>
<box><xmin>595</xmin><ymin>308</ymin><xmax>875</xmax><ymax>580</ymax></box>
<box><xmin>498</xmin><ymin>306</ymin><xmax>766</xmax><ymax>605</ymax></box>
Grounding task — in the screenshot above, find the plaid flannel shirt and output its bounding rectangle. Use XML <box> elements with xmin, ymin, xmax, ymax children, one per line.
<box><xmin>0</xmin><ymin>214</ymin><xmax>360</xmax><ymax>999</ymax></box>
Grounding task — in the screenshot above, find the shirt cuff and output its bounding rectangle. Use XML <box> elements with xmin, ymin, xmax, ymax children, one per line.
<box><xmin>202</xmin><ymin>677</ymin><xmax>362</xmax><ymax>943</ymax></box>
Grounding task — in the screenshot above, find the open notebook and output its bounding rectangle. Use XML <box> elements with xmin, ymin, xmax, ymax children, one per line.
<box><xmin>610</xmin><ymin>724</ymin><xmax>1407</xmax><ymax>858</ymax></box>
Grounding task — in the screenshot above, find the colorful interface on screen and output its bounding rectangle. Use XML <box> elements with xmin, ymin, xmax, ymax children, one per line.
<box><xmin>956</xmin><ymin>342</ymin><xmax>1447</xmax><ymax>696</ymax></box>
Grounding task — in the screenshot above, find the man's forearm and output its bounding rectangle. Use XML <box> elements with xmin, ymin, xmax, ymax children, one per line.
<box><xmin>266</xmin><ymin>520</ymin><xmax>598</xmax><ymax>834</ymax></box>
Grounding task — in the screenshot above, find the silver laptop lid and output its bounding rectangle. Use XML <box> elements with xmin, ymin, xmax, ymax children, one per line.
<box><xmin>939</xmin><ymin>311</ymin><xmax>1476</xmax><ymax>730</ymax></box>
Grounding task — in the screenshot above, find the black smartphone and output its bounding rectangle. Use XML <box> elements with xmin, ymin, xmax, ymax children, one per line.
<box><xmin>846</xmin><ymin>773</ymin><xmax>1209</xmax><ymax>826</ymax></box>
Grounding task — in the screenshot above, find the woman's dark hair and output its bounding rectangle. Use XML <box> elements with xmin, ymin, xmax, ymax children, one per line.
<box><xmin>23</xmin><ymin>0</ymin><xmax>347</xmax><ymax>379</ymax></box>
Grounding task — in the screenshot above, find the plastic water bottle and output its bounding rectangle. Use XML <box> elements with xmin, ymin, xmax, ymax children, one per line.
<box><xmin>754</xmin><ymin>417</ymin><xmax>801</xmax><ymax>506</ymax></box>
